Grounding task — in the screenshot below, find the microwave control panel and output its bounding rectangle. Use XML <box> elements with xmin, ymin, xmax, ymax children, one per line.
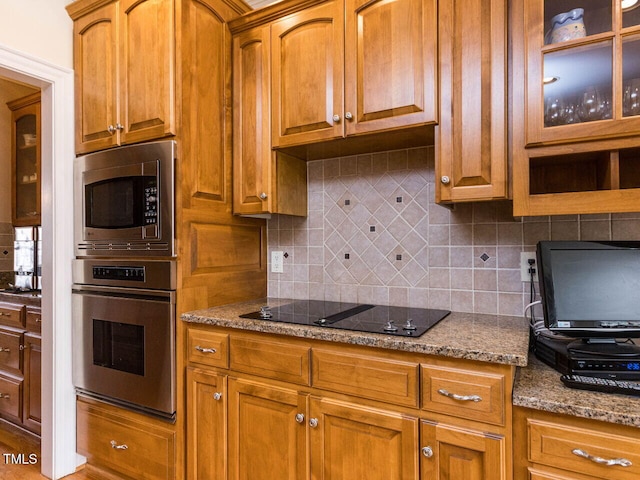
<box><xmin>144</xmin><ymin>185</ymin><xmax>158</xmax><ymax>225</ymax></box>
<box><xmin>92</xmin><ymin>266</ymin><xmax>145</xmax><ymax>282</ymax></box>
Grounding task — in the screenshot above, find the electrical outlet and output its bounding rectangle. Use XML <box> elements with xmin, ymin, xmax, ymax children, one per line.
<box><xmin>271</xmin><ymin>251</ymin><xmax>284</xmax><ymax>273</ymax></box>
<box><xmin>520</xmin><ymin>252</ymin><xmax>538</xmax><ymax>282</ymax></box>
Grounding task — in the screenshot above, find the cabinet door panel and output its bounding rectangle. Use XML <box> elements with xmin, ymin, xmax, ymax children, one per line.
<box><xmin>310</xmin><ymin>397</ymin><xmax>419</xmax><ymax>480</ymax></box>
<box><xmin>345</xmin><ymin>0</ymin><xmax>437</xmax><ymax>134</ymax></box>
<box><xmin>186</xmin><ymin>368</ymin><xmax>226</xmax><ymax>480</ymax></box>
<box><xmin>437</xmin><ymin>0</ymin><xmax>507</xmax><ymax>202</ymax></box>
<box><xmin>120</xmin><ymin>0</ymin><xmax>175</xmax><ymax>144</ymax></box>
<box><xmin>22</xmin><ymin>333</ymin><xmax>41</xmax><ymax>435</ymax></box>
<box><xmin>233</xmin><ymin>26</ymin><xmax>273</xmax><ymax>214</ymax></box>
<box><xmin>228</xmin><ymin>378</ymin><xmax>307</xmax><ymax>480</ymax></box>
<box><xmin>73</xmin><ymin>2</ymin><xmax>119</xmax><ymax>154</ymax></box>
<box><xmin>420</xmin><ymin>420</ymin><xmax>505</xmax><ymax>480</ymax></box>
<box><xmin>271</xmin><ymin>1</ymin><xmax>344</xmax><ymax>147</ymax></box>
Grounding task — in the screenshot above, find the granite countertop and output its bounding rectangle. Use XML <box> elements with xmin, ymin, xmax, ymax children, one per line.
<box><xmin>0</xmin><ymin>290</ymin><xmax>42</xmax><ymax>308</ymax></box>
<box><xmin>513</xmin><ymin>356</ymin><xmax>640</xmax><ymax>428</ymax></box>
<box><xmin>181</xmin><ymin>298</ymin><xmax>531</xmax><ymax>367</ymax></box>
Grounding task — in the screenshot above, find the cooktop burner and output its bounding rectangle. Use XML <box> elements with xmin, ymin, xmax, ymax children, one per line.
<box><xmin>239</xmin><ymin>300</ymin><xmax>450</xmax><ymax>337</ymax></box>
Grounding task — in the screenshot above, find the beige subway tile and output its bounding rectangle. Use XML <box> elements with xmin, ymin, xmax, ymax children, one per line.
<box><xmin>450</xmin><ymin>246</ymin><xmax>472</xmax><ymax>267</ymax></box>
<box><xmin>498</xmin><ymin>293</ymin><xmax>525</xmax><ymax>317</ymax></box>
<box><xmin>473</xmin><ymin>224</ymin><xmax>497</xmax><ymax>246</ymax></box>
<box><xmin>451</xmin><ymin>290</ymin><xmax>473</xmax><ymax>313</ymax></box>
<box><xmin>451</xmin><ymin>268</ymin><xmax>473</xmax><ymax>290</ymax></box>
<box><xmin>497</xmin><ymin>269</ymin><xmax>522</xmax><ymax>293</ymax></box>
<box><xmin>474</xmin><ymin>269</ymin><xmax>497</xmax><ymax>291</ymax></box>
<box><xmin>551</xmin><ymin>221</ymin><xmax>579</xmax><ymax>240</ymax></box>
<box><xmin>612</xmin><ymin>219</ymin><xmax>640</xmax><ymax>240</ymax></box>
<box><xmin>497</xmin><ymin>223</ymin><xmax>522</xmax><ymax>245</ymax></box>
<box><xmin>474</xmin><ymin>291</ymin><xmax>497</xmax><ymax>314</ymax></box>
<box><xmin>580</xmin><ymin>220</ymin><xmax>611</xmax><ymax>240</ymax></box>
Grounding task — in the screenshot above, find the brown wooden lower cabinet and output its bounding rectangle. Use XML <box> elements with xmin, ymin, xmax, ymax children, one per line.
<box><xmin>513</xmin><ymin>407</ymin><xmax>640</xmax><ymax>480</ymax></box>
<box><xmin>0</xmin><ymin>302</ymin><xmax>40</xmax><ymax>434</ymax></box>
<box><xmin>77</xmin><ymin>397</ymin><xmax>176</xmax><ymax>480</ymax></box>
<box><xmin>420</xmin><ymin>420</ymin><xmax>506</xmax><ymax>480</ymax></box>
<box><xmin>186</xmin><ymin>326</ymin><xmax>514</xmax><ymax>480</ymax></box>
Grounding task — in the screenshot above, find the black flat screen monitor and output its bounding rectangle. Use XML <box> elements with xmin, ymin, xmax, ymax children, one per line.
<box><xmin>537</xmin><ymin>241</ymin><xmax>640</xmax><ymax>341</ymax></box>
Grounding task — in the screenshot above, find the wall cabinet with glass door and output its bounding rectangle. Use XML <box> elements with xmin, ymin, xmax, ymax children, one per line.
<box><xmin>512</xmin><ymin>0</ymin><xmax>640</xmax><ymax>215</ymax></box>
<box><xmin>8</xmin><ymin>93</ymin><xmax>41</xmax><ymax>227</ymax></box>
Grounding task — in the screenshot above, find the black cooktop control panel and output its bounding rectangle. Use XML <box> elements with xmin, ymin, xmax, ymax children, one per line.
<box><xmin>92</xmin><ymin>266</ymin><xmax>145</xmax><ymax>282</ymax></box>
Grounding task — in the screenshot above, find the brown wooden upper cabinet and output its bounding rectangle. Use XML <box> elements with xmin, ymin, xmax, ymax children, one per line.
<box><xmin>8</xmin><ymin>93</ymin><xmax>41</xmax><ymax>227</ymax></box>
<box><xmin>435</xmin><ymin>0</ymin><xmax>508</xmax><ymax>203</ymax></box>
<box><xmin>270</xmin><ymin>0</ymin><xmax>438</xmax><ymax>148</ymax></box>
<box><xmin>67</xmin><ymin>0</ymin><xmax>176</xmax><ymax>154</ymax></box>
<box><xmin>512</xmin><ymin>0</ymin><xmax>640</xmax><ymax>216</ymax></box>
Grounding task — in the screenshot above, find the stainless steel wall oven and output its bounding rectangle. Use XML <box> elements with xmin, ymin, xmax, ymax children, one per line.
<box><xmin>72</xmin><ymin>259</ymin><xmax>177</xmax><ymax>419</ymax></box>
<box><xmin>73</xmin><ymin>140</ymin><xmax>178</xmax><ymax>420</ymax></box>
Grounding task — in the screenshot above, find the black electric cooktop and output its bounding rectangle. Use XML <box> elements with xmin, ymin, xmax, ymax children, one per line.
<box><xmin>239</xmin><ymin>300</ymin><xmax>450</xmax><ymax>338</ymax></box>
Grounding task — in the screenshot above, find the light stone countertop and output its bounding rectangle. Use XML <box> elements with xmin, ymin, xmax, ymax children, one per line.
<box><xmin>513</xmin><ymin>356</ymin><xmax>640</xmax><ymax>428</ymax></box>
<box><xmin>181</xmin><ymin>298</ymin><xmax>531</xmax><ymax>367</ymax></box>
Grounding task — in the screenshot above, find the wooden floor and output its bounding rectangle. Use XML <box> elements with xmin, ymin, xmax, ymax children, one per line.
<box><xmin>0</xmin><ymin>422</ymin><xmax>90</xmax><ymax>479</ymax></box>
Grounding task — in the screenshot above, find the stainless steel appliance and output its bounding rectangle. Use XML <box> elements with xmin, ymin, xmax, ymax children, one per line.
<box><xmin>240</xmin><ymin>300</ymin><xmax>450</xmax><ymax>337</ymax></box>
<box><xmin>72</xmin><ymin>258</ymin><xmax>177</xmax><ymax>419</ymax></box>
<box><xmin>12</xmin><ymin>226</ymin><xmax>41</xmax><ymax>291</ymax></box>
<box><xmin>74</xmin><ymin>140</ymin><xmax>176</xmax><ymax>257</ymax></box>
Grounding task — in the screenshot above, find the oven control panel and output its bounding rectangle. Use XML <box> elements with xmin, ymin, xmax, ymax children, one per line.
<box><xmin>92</xmin><ymin>266</ymin><xmax>145</xmax><ymax>282</ymax></box>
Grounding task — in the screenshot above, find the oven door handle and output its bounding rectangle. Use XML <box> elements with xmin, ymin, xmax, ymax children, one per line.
<box><xmin>72</xmin><ymin>284</ymin><xmax>175</xmax><ymax>302</ymax></box>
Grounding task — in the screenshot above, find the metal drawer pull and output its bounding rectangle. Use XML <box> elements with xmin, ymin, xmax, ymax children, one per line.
<box><xmin>0</xmin><ymin>312</ymin><xmax>9</xmax><ymax>316</ymax></box>
<box><xmin>0</xmin><ymin>393</ymin><xmax>10</xmax><ymax>399</ymax></box>
<box><xmin>35</xmin><ymin>318</ymin><xmax>41</xmax><ymax>323</ymax></box>
<box><xmin>110</xmin><ymin>440</ymin><xmax>128</xmax><ymax>450</ymax></box>
<box><xmin>0</xmin><ymin>347</ymin><xmax>10</xmax><ymax>353</ymax></box>
<box><xmin>437</xmin><ymin>388</ymin><xmax>482</xmax><ymax>402</ymax></box>
<box><xmin>572</xmin><ymin>449</ymin><xmax>632</xmax><ymax>467</ymax></box>
<box><xmin>421</xmin><ymin>446</ymin><xmax>433</xmax><ymax>458</ymax></box>
<box><xmin>195</xmin><ymin>345</ymin><xmax>217</xmax><ymax>354</ymax></box>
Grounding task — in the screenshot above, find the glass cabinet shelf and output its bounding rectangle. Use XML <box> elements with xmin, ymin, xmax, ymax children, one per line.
<box><xmin>526</xmin><ymin>0</ymin><xmax>640</xmax><ymax>145</ymax></box>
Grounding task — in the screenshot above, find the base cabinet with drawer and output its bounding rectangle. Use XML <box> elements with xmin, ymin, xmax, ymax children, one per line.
<box><xmin>514</xmin><ymin>407</ymin><xmax>640</xmax><ymax>480</ymax></box>
<box><xmin>0</xmin><ymin>301</ymin><xmax>41</xmax><ymax>435</ymax></box>
<box><xmin>185</xmin><ymin>325</ymin><xmax>515</xmax><ymax>480</ymax></box>
<box><xmin>77</xmin><ymin>396</ymin><xmax>177</xmax><ymax>480</ymax></box>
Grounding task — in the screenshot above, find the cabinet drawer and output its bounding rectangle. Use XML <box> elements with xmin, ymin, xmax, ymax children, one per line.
<box><xmin>0</xmin><ymin>328</ymin><xmax>23</xmax><ymax>375</ymax></box>
<box><xmin>187</xmin><ymin>328</ymin><xmax>229</xmax><ymax>368</ymax></box>
<box><xmin>0</xmin><ymin>373</ymin><xmax>22</xmax><ymax>423</ymax></box>
<box><xmin>26</xmin><ymin>307</ymin><xmax>41</xmax><ymax>334</ymax></box>
<box><xmin>0</xmin><ymin>303</ymin><xmax>25</xmax><ymax>329</ymax></box>
<box><xmin>77</xmin><ymin>398</ymin><xmax>176</xmax><ymax>480</ymax></box>
<box><xmin>230</xmin><ymin>336</ymin><xmax>310</xmax><ymax>385</ymax></box>
<box><xmin>528</xmin><ymin>418</ymin><xmax>640</xmax><ymax>480</ymax></box>
<box><xmin>312</xmin><ymin>349</ymin><xmax>419</xmax><ymax>407</ymax></box>
<box><xmin>421</xmin><ymin>364</ymin><xmax>505</xmax><ymax>425</ymax></box>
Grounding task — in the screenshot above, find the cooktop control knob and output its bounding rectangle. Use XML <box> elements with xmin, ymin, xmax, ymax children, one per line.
<box><xmin>384</xmin><ymin>321</ymin><xmax>398</xmax><ymax>332</ymax></box>
<box><xmin>259</xmin><ymin>306</ymin><xmax>272</xmax><ymax>319</ymax></box>
<box><xmin>403</xmin><ymin>319</ymin><xmax>417</xmax><ymax>331</ymax></box>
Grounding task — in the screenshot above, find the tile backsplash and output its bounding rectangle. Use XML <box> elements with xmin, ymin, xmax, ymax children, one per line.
<box><xmin>267</xmin><ymin>146</ymin><xmax>640</xmax><ymax>317</ymax></box>
<box><xmin>0</xmin><ymin>222</ymin><xmax>14</xmax><ymax>288</ymax></box>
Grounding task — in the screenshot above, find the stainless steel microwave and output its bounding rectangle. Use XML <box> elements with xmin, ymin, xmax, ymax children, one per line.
<box><xmin>74</xmin><ymin>140</ymin><xmax>176</xmax><ymax>257</ymax></box>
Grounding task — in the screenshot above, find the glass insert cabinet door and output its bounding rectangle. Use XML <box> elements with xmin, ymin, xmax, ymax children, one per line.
<box><xmin>525</xmin><ymin>0</ymin><xmax>640</xmax><ymax>144</ymax></box>
<box><xmin>9</xmin><ymin>93</ymin><xmax>41</xmax><ymax>227</ymax></box>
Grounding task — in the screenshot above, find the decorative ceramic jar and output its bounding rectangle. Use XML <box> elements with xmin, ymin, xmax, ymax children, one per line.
<box><xmin>546</xmin><ymin>8</ymin><xmax>586</xmax><ymax>44</ymax></box>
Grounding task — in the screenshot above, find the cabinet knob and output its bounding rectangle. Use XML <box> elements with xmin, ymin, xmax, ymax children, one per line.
<box><xmin>295</xmin><ymin>413</ymin><xmax>305</xmax><ymax>424</ymax></box>
<box><xmin>110</xmin><ymin>440</ymin><xmax>128</xmax><ymax>450</ymax></box>
<box><xmin>421</xmin><ymin>446</ymin><xmax>433</xmax><ymax>458</ymax></box>
<box><xmin>309</xmin><ymin>418</ymin><xmax>318</xmax><ymax>428</ymax></box>
<box><xmin>0</xmin><ymin>393</ymin><xmax>10</xmax><ymax>400</ymax></box>
<box><xmin>259</xmin><ymin>192</ymin><xmax>268</xmax><ymax>200</ymax></box>
<box><xmin>107</xmin><ymin>124</ymin><xmax>117</xmax><ymax>134</ymax></box>
<box><xmin>344</xmin><ymin>112</ymin><xmax>353</xmax><ymax>120</ymax></box>
<box><xmin>332</xmin><ymin>114</ymin><xmax>341</xmax><ymax>123</ymax></box>
<box><xmin>115</xmin><ymin>123</ymin><xmax>124</xmax><ymax>131</ymax></box>
<box><xmin>440</xmin><ymin>176</ymin><xmax>451</xmax><ymax>185</ymax></box>
<box><xmin>213</xmin><ymin>392</ymin><xmax>222</xmax><ymax>401</ymax></box>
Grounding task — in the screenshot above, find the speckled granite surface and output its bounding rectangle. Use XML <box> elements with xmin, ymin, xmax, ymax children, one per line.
<box><xmin>0</xmin><ymin>291</ymin><xmax>41</xmax><ymax>307</ymax></box>
<box><xmin>513</xmin><ymin>356</ymin><xmax>640</xmax><ymax>428</ymax></box>
<box><xmin>181</xmin><ymin>298</ymin><xmax>530</xmax><ymax>366</ymax></box>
